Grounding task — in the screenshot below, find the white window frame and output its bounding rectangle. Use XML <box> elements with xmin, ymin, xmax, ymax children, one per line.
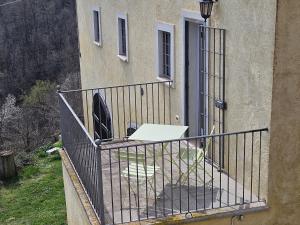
<box><xmin>92</xmin><ymin>7</ymin><xmax>102</xmax><ymax>46</ymax></box>
<box><xmin>117</xmin><ymin>12</ymin><xmax>129</xmax><ymax>62</ymax></box>
<box><xmin>155</xmin><ymin>22</ymin><xmax>175</xmax><ymax>83</ymax></box>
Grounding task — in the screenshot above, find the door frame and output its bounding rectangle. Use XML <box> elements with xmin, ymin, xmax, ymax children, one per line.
<box><xmin>181</xmin><ymin>10</ymin><xmax>209</xmax><ymax>136</ymax></box>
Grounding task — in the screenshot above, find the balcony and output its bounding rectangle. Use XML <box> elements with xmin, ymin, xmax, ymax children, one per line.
<box><xmin>58</xmin><ymin>81</ymin><xmax>268</xmax><ymax>225</ymax></box>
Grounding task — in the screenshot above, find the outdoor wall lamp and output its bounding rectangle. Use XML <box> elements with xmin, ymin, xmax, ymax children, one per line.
<box><xmin>198</xmin><ymin>0</ymin><xmax>218</xmax><ymax>22</ymax></box>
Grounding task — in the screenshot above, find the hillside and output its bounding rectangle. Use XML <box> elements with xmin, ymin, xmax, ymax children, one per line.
<box><xmin>0</xmin><ymin>0</ymin><xmax>80</xmax><ymax>101</ymax></box>
<box><xmin>0</xmin><ymin>0</ymin><xmax>80</xmax><ymax>165</ymax></box>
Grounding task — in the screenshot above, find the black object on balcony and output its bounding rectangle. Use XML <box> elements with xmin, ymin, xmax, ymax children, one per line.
<box><xmin>127</xmin><ymin>122</ymin><xmax>139</xmax><ymax>137</ymax></box>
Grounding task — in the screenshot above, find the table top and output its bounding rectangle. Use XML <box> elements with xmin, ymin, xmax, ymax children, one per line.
<box><xmin>128</xmin><ymin>123</ymin><xmax>188</xmax><ymax>142</ymax></box>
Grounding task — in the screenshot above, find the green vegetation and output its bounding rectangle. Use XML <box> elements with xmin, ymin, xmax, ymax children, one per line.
<box><xmin>22</xmin><ymin>80</ymin><xmax>57</xmax><ymax>107</ymax></box>
<box><xmin>53</xmin><ymin>140</ymin><xmax>63</xmax><ymax>149</ymax></box>
<box><xmin>0</xmin><ymin>147</ymin><xmax>66</xmax><ymax>225</ymax></box>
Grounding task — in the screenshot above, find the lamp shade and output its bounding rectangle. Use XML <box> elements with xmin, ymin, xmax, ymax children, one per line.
<box><xmin>199</xmin><ymin>0</ymin><xmax>214</xmax><ymax>22</ymax></box>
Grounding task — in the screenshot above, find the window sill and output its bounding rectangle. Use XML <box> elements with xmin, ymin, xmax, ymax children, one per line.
<box><xmin>156</xmin><ymin>76</ymin><xmax>174</xmax><ymax>88</ymax></box>
<box><xmin>117</xmin><ymin>54</ymin><xmax>128</xmax><ymax>62</ymax></box>
<box><xmin>93</xmin><ymin>41</ymin><xmax>102</xmax><ymax>47</ymax></box>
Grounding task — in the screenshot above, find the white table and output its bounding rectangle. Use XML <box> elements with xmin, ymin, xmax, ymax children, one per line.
<box><xmin>128</xmin><ymin>123</ymin><xmax>188</xmax><ymax>142</ymax></box>
<box><xmin>128</xmin><ymin>124</ymin><xmax>188</xmax><ymax>183</ymax></box>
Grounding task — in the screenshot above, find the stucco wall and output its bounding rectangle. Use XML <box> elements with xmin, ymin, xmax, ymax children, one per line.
<box><xmin>209</xmin><ymin>1</ymin><xmax>276</xmax><ymax>199</ymax></box>
<box><xmin>76</xmin><ymin>0</ymin><xmax>276</xmax><ymax>130</ymax></box>
<box><xmin>61</xmin><ymin>150</ymin><xmax>100</xmax><ymax>225</ymax></box>
<box><xmin>165</xmin><ymin>1</ymin><xmax>300</xmax><ymax>224</ymax></box>
<box><xmin>266</xmin><ymin>0</ymin><xmax>300</xmax><ymax>223</ymax></box>
<box><xmin>76</xmin><ymin>0</ymin><xmax>276</xmax><ymax>203</ymax></box>
<box><xmin>71</xmin><ymin>0</ymin><xmax>300</xmax><ymax>224</ymax></box>
<box><xmin>190</xmin><ymin>1</ymin><xmax>300</xmax><ymax>224</ymax></box>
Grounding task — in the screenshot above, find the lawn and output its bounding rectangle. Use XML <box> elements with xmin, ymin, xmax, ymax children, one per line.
<box><xmin>0</xmin><ymin>147</ymin><xmax>67</xmax><ymax>225</ymax></box>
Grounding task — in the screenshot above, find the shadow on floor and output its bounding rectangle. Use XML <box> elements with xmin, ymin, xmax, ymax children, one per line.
<box><xmin>140</xmin><ymin>183</ymin><xmax>221</xmax><ymax>218</ymax></box>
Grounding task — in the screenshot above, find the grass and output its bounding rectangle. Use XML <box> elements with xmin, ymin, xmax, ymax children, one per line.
<box><xmin>0</xmin><ymin>147</ymin><xmax>67</xmax><ymax>225</ymax></box>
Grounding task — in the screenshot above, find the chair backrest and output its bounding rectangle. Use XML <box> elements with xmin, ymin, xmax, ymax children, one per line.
<box><xmin>195</xmin><ymin>126</ymin><xmax>215</xmax><ymax>161</ymax></box>
<box><xmin>117</xmin><ymin>150</ymin><xmax>146</xmax><ymax>164</ymax></box>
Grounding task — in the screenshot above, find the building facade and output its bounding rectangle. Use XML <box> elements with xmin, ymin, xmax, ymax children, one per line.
<box><xmin>77</xmin><ymin>0</ymin><xmax>275</xmax><ymax>135</ymax></box>
<box><xmin>59</xmin><ymin>0</ymin><xmax>300</xmax><ymax>225</ymax></box>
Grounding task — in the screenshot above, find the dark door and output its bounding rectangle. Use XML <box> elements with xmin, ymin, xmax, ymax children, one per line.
<box><xmin>93</xmin><ymin>93</ymin><xmax>112</xmax><ymax>141</ymax></box>
<box><xmin>185</xmin><ymin>20</ymin><xmax>206</xmax><ymax>137</ymax></box>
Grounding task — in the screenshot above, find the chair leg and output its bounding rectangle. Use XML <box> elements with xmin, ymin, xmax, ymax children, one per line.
<box><xmin>148</xmin><ymin>179</ymin><xmax>162</xmax><ymax>200</ymax></box>
<box><xmin>133</xmin><ymin>192</ymin><xmax>138</xmax><ymax>208</ymax></box>
<box><xmin>125</xmin><ymin>178</ymin><xmax>139</xmax><ymax>209</ymax></box>
<box><xmin>207</xmin><ymin>178</ymin><xmax>214</xmax><ymax>188</ymax></box>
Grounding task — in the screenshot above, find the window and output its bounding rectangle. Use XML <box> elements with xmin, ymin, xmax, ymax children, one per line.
<box><xmin>93</xmin><ymin>8</ymin><xmax>102</xmax><ymax>46</ymax></box>
<box><xmin>161</xmin><ymin>31</ymin><xmax>171</xmax><ymax>79</ymax></box>
<box><xmin>156</xmin><ymin>22</ymin><xmax>174</xmax><ymax>81</ymax></box>
<box><xmin>118</xmin><ymin>18</ymin><xmax>126</xmax><ymax>55</ymax></box>
<box><xmin>117</xmin><ymin>13</ymin><xmax>128</xmax><ymax>61</ymax></box>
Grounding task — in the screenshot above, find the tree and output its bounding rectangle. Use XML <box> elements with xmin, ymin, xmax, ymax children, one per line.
<box><xmin>0</xmin><ymin>95</ymin><xmax>21</xmax><ymax>149</ymax></box>
<box><xmin>0</xmin><ymin>0</ymin><xmax>80</xmax><ymax>98</ymax></box>
<box><xmin>0</xmin><ymin>0</ymin><xmax>81</xmax><ymax>166</ymax></box>
<box><xmin>20</xmin><ymin>80</ymin><xmax>59</xmax><ymax>151</ymax></box>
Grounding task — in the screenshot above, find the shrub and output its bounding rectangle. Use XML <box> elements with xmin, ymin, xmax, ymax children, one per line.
<box><xmin>52</xmin><ymin>140</ymin><xmax>63</xmax><ymax>148</ymax></box>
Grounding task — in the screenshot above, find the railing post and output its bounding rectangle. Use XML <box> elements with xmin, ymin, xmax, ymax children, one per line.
<box><xmin>95</xmin><ymin>139</ymin><xmax>105</xmax><ymax>225</ymax></box>
<box><xmin>57</xmin><ymin>87</ymin><xmax>65</xmax><ymax>148</ymax></box>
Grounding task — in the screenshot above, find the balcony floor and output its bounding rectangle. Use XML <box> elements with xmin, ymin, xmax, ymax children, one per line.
<box><xmin>100</xmin><ymin>141</ymin><xmax>259</xmax><ymax>224</ymax></box>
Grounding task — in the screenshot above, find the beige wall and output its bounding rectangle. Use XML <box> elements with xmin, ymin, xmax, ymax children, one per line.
<box><xmin>267</xmin><ymin>0</ymin><xmax>300</xmax><ymax>223</ymax></box>
<box><xmin>63</xmin><ymin>164</ymin><xmax>92</xmax><ymax>225</ymax></box>
<box><xmin>76</xmin><ymin>0</ymin><xmax>276</xmax><ymax>202</ymax></box>
<box><xmin>71</xmin><ymin>0</ymin><xmax>300</xmax><ymax>224</ymax></box>
<box><xmin>76</xmin><ymin>0</ymin><xmax>276</xmax><ymax>130</ymax></box>
<box><xmin>61</xmin><ymin>150</ymin><xmax>100</xmax><ymax>225</ymax></box>
<box><xmin>190</xmin><ymin>1</ymin><xmax>300</xmax><ymax>224</ymax></box>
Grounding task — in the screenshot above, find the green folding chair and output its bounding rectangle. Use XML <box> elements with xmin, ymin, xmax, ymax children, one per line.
<box><xmin>121</xmin><ymin>163</ymin><xmax>158</xmax><ymax>183</ymax></box>
<box><xmin>177</xmin><ymin>126</ymin><xmax>215</xmax><ymax>185</ymax></box>
<box><xmin>116</xmin><ymin>150</ymin><xmax>160</xmax><ymax>205</ymax></box>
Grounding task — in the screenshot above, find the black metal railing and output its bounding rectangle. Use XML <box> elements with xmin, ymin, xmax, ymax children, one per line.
<box><xmin>58</xmin><ymin>81</ymin><xmax>268</xmax><ymax>225</ymax></box>
<box><xmin>60</xmin><ymin>81</ymin><xmax>173</xmax><ymax>142</ymax></box>
<box><xmin>59</xmin><ymin>93</ymin><xmax>105</xmax><ymax>223</ymax></box>
<box><xmin>198</xmin><ymin>25</ymin><xmax>226</xmax><ymax>136</ymax></box>
<box><xmin>97</xmin><ymin>128</ymin><xmax>268</xmax><ymax>224</ymax></box>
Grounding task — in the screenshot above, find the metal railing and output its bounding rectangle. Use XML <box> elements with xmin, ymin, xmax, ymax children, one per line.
<box><xmin>97</xmin><ymin>128</ymin><xmax>268</xmax><ymax>224</ymax></box>
<box><xmin>58</xmin><ymin>81</ymin><xmax>268</xmax><ymax>225</ymax></box>
<box><xmin>60</xmin><ymin>80</ymin><xmax>173</xmax><ymax>141</ymax></box>
<box><xmin>59</xmin><ymin>92</ymin><xmax>105</xmax><ymax>222</ymax></box>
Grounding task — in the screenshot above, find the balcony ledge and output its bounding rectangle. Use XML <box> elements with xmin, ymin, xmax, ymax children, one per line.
<box><xmin>150</xmin><ymin>202</ymin><xmax>268</xmax><ymax>225</ymax></box>
<box><xmin>60</xmin><ymin>149</ymin><xmax>268</xmax><ymax>225</ymax></box>
<box><xmin>60</xmin><ymin>149</ymin><xmax>101</xmax><ymax>225</ymax></box>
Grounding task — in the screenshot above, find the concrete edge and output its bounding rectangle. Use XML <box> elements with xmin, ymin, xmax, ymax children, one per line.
<box><xmin>150</xmin><ymin>203</ymin><xmax>269</xmax><ymax>225</ymax></box>
<box><xmin>118</xmin><ymin>203</ymin><xmax>269</xmax><ymax>225</ymax></box>
<box><xmin>59</xmin><ymin>149</ymin><xmax>269</xmax><ymax>225</ymax></box>
<box><xmin>59</xmin><ymin>149</ymin><xmax>101</xmax><ymax>225</ymax></box>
